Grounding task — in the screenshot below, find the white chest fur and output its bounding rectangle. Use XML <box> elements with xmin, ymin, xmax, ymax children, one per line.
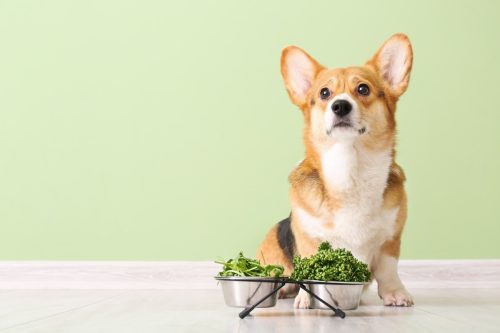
<box><xmin>299</xmin><ymin>142</ymin><xmax>397</xmax><ymax>264</ymax></box>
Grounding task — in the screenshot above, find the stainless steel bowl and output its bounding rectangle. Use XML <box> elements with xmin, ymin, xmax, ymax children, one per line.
<box><xmin>305</xmin><ymin>280</ymin><xmax>367</xmax><ymax>310</ymax></box>
<box><xmin>215</xmin><ymin>276</ymin><xmax>282</xmax><ymax>308</ymax></box>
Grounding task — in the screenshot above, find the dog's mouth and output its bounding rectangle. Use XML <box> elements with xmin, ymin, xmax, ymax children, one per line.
<box><xmin>327</xmin><ymin>121</ymin><xmax>366</xmax><ymax>135</ymax></box>
<box><xmin>333</xmin><ymin>121</ymin><xmax>353</xmax><ymax>128</ymax></box>
<box><xmin>326</xmin><ymin>121</ymin><xmax>353</xmax><ymax>135</ymax></box>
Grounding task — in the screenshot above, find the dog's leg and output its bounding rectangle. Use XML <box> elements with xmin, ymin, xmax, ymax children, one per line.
<box><xmin>293</xmin><ymin>288</ymin><xmax>311</xmax><ymax>308</ymax></box>
<box><xmin>373</xmin><ymin>254</ymin><xmax>413</xmax><ymax>306</ymax></box>
<box><xmin>279</xmin><ymin>283</ymin><xmax>299</xmax><ymax>298</ymax></box>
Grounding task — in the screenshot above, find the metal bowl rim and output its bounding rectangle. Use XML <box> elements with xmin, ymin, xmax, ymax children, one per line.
<box><xmin>214</xmin><ymin>276</ymin><xmax>287</xmax><ymax>283</ymax></box>
<box><xmin>301</xmin><ymin>279</ymin><xmax>370</xmax><ymax>285</ymax></box>
<box><xmin>214</xmin><ymin>276</ymin><xmax>369</xmax><ymax>285</ymax></box>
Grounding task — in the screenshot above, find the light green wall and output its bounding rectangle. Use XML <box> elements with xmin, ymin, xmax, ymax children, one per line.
<box><xmin>1</xmin><ymin>1</ymin><xmax>499</xmax><ymax>260</ymax></box>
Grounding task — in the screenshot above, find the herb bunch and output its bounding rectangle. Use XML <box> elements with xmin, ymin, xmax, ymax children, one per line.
<box><xmin>290</xmin><ymin>242</ymin><xmax>371</xmax><ymax>282</ymax></box>
<box><xmin>216</xmin><ymin>252</ymin><xmax>284</xmax><ymax>278</ymax></box>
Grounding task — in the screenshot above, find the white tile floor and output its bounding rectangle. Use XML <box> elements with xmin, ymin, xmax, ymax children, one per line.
<box><xmin>1</xmin><ymin>288</ymin><xmax>499</xmax><ymax>333</ymax></box>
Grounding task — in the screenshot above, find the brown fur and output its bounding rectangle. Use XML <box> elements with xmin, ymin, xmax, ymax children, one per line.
<box><xmin>256</xmin><ymin>224</ymin><xmax>294</xmax><ymax>275</ymax></box>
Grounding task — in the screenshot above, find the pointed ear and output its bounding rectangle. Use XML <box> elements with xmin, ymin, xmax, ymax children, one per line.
<box><xmin>281</xmin><ymin>46</ymin><xmax>324</xmax><ymax>107</ymax></box>
<box><xmin>367</xmin><ymin>34</ymin><xmax>413</xmax><ymax>97</ymax></box>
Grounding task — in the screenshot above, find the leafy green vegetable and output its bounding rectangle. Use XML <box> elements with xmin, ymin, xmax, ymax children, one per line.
<box><xmin>216</xmin><ymin>252</ymin><xmax>284</xmax><ymax>278</ymax></box>
<box><xmin>290</xmin><ymin>242</ymin><xmax>371</xmax><ymax>282</ymax></box>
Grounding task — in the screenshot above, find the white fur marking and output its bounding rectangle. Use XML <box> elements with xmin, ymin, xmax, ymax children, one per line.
<box><xmin>374</xmin><ymin>254</ymin><xmax>403</xmax><ymax>289</ymax></box>
<box><xmin>374</xmin><ymin>254</ymin><xmax>413</xmax><ymax>306</ymax></box>
<box><xmin>294</xmin><ymin>288</ymin><xmax>311</xmax><ymax>309</ymax></box>
<box><xmin>297</xmin><ymin>207</ymin><xmax>335</xmax><ymax>240</ymax></box>
<box><xmin>297</xmin><ymin>144</ymin><xmax>398</xmax><ymax>264</ymax></box>
<box><xmin>321</xmin><ymin>142</ymin><xmax>358</xmax><ymax>190</ymax></box>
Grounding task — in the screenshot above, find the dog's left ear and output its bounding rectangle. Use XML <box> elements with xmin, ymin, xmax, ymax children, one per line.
<box><xmin>367</xmin><ymin>33</ymin><xmax>413</xmax><ymax>97</ymax></box>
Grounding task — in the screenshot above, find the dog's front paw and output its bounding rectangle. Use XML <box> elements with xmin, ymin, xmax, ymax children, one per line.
<box><xmin>380</xmin><ymin>288</ymin><xmax>414</xmax><ymax>307</ymax></box>
<box><xmin>293</xmin><ymin>290</ymin><xmax>310</xmax><ymax>309</ymax></box>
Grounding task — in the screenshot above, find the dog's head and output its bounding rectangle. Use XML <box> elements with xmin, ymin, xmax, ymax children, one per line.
<box><xmin>281</xmin><ymin>34</ymin><xmax>413</xmax><ymax>151</ymax></box>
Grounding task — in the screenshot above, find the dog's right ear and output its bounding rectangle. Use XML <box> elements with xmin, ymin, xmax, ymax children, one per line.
<box><xmin>281</xmin><ymin>46</ymin><xmax>324</xmax><ymax>108</ymax></box>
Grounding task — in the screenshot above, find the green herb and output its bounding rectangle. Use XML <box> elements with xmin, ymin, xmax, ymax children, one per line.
<box><xmin>290</xmin><ymin>242</ymin><xmax>371</xmax><ymax>282</ymax></box>
<box><xmin>216</xmin><ymin>252</ymin><xmax>284</xmax><ymax>278</ymax></box>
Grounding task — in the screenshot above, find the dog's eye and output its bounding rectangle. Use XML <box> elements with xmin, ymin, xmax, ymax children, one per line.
<box><xmin>357</xmin><ymin>83</ymin><xmax>370</xmax><ymax>96</ymax></box>
<box><xmin>320</xmin><ymin>87</ymin><xmax>331</xmax><ymax>100</ymax></box>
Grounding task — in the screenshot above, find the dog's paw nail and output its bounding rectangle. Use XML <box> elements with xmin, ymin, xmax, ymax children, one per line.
<box><xmin>381</xmin><ymin>289</ymin><xmax>413</xmax><ymax>307</ymax></box>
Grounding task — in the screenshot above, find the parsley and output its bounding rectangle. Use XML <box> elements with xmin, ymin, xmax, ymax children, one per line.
<box><xmin>290</xmin><ymin>242</ymin><xmax>371</xmax><ymax>282</ymax></box>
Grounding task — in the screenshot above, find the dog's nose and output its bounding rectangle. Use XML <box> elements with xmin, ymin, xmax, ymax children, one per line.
<box><xmin>331</xmin><ymin>100</ymin><xmax>352</xmax><ymax>117</ymax></box>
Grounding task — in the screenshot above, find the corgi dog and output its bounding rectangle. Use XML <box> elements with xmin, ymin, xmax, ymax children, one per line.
<box><xmin>257</xmin><ymin>34</ymin><xmax>414</xmax><ymax>307</ymax></box>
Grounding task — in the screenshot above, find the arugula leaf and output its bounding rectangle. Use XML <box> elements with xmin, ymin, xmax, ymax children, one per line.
<box><xmin>216</xmin><ymin>252</ymin><xmax>284</xmax><ymax>278</ymax></box>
